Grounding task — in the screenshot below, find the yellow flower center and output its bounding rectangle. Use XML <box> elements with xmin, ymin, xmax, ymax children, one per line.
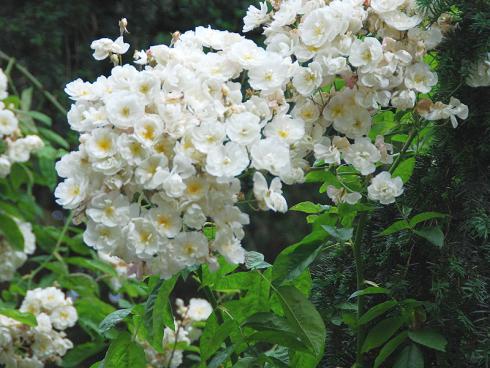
<box><xmin>139</xmin><ymin>84</ymin><xmax>150</xmax><ymax>94</ymax></box>
<box><xmin>157</xmin><ymin>215</ymin><xmax>171</xmax><ymax>229</ymax></box>
<box><xmin>183</xmin><ymin>243</ymin><xmax>196</xmax><ymax>255</ymax></box>
<box><xmin>187</xmin><ymin>182</ymin><xmax>201</xmax><ymax>194</ymax></box>
<box><xmin>139</xmin><ymin>231</ymin><xmax>152</xmax><ymax>243</ymax></box>
<box><xmin>97</xmin><ymin>137</ymin><xmax>112</xmax><ymax>152</ymax></box>
<box><xmin>121</xmin><ymin>106</ymin><xmax>131</xmax><ymax>118</ymax></box>
<box><xmin>278</xmin><ymin>129</ymin><xmax>289</xmax><ymax>139</ymax></box>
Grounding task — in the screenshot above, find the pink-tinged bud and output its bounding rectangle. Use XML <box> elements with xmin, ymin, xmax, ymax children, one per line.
<box><xmin>345</xmin><ymin>75</ymin><xmax>358</xmax><ymax>89</ymax></box>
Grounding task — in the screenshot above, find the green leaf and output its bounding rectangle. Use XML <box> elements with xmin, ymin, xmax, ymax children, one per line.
<box><xmin>391</xmin><ymin>134</ymin><xmax>409</xmax><ymax>143</ymax></box>
<box><xmin>203</xmin><ymin>224</ymin><xmax>217</xmax><ymax>240</ymax></box>
<box><xmin>361</xmin><ymin>316</ymin><xmax>405</xmax><ymax>353</ymax></box>
<box><xmin>244</xmin><ymin>251</ymin><xmax>271</xmax><ymax>270</ymax></box>
<box><xmin>200</xmin><ymin>312</ymin><xmax>236</xmax><ymax>361</ymax></box>
<box><xmin>103</xmin><ymin>331</ymin><xmax>146</xmax><ymax>368</ymax></box>
<box><xmin>276</xmin><ymin>286</ymin><xmax>326</xmax><ymax>359</ymax></box>
<box><xmin>76</xmin><ymin>297</ymin><xmax>115</xmax><ymax>334</ymax></box>
<box><xmin>0</xmin><ymin>212</ymin><xmax>24</xmax><ymax>251</ymax></box>
<box><xmin>62</xmin><ymin>341</ymin><xmax>106</xmax><ymax>368</ymax></box>
<box><xmin>59</xmin><ymin>273</ymin><xmax>99</xmax><ymax>296</ymax></box>
<box><xmin>37</xmin><ymin>154</ymin><xmax>57</xmax><ymax>189</ymax></box>
<box><xmin>408</xmin><ymin>329</ymin><xmax>447</xmax><ymax>352</ymax></box>
<box><xmin>214</xmin><ymin>272</ymin><xmax>260</xmax><ymax>292</ymax></box>
<box><xmin>304</xmin><ymin>170</ymin><xmax>330</xmax><ymax>183</ymax></box>
<box><xmin>26</xmin><ymin>111</ymin><xmax>52</xmax><ymax>126</ymax></box>
<box><xmin>413</xmin><ymin>226</ymin><xmax>444</xmax><ymax>247</ymax></box>
<box><xmin>249</xmin><ymin>330</ymin><xmax>310</xmax><ymax>352</ymax></box>
<box><xmin>38</xmin><ymin>127</ymin><xmax>70</xmax><ymax>149</ymax></box>
<box><xmin>290</xmin><ymin>351</ymin><xmax>319</xmax><ymax>368</ymax></box>
<box><xmin>374</xmin><ymin>331</ymin><xmax>409</xmax><ymax>368</ymax></box>
<box><xmin>2</xmin><ymin>96</ymin><xmax>20</xmax><ymax>109</ymax></box>
<box><xmin>0</xmin><ymin>201</ymin><xmax>22</xmax><ymax>218</ymax></box>
<box><xmin>349</xmin><ymin>286</ymin><xmax>390</xmax><ymax>299</ymax></box>
<box><xmin>359</xmin><ymin>300</ymin><xmax>398</xmax><ymax>325</ymax></box>
<box><xmin>290</xmin><ymin>201</ymin><xmax>325</xmax><ymax>214</ymax></box>
<box><xmin>9</xmin><ymin>163</ymin><xmax>33</xmax><ymax>190</ymax></box>
<box><xmin>0</xmin><ymin>307</ymin><xmax>37</xmax><ymax>326</ymax></box>
<box><xmin>262</xmin><ymin>346</ymin><xmax>289</xmax><ymax>367</ymax></box>
<box><xmin>232</xmin><ymin>357</ymin><xmax>256</xmax><ymax>367</ymax></box>
<box><xmin>98</xmin><ymin>309</ymin><xmax>132</xmax><ymax>335</ymax></box>
<box><xmin>380</xmin><ymin>220</ymin><xmax>410</xmax><ymax>236</ymax></box>
<box><xmin>200</xmin><ymin>257</ymin><xmax>238</xmax><ymax>287</ymax></box>
<box><xmin>272</xmin><ymin>231</ymin><xmax>327</xmax><ymax>286</ymax></box>
<box><xmin>208</xmin><ymin>346</ymin><xmax>235</xmax><ymax>368</ymax></box>
<box><xmin>20</xmin><ymin>87</ymin><xmax>33</xmax><ymax>111</ymax></box>
<box><xmin>370</xmin><ymin>111</ymin><xmax>396</xmax><ymax>139</ymax></box>
<box><xmin>409</xmin><ymin>212</ymin><xmax>447</xmax><ymax>228</ymax></box>
<box><xmin>393</xmin><ymin>157</ymin><xmax>415</xmax><ymax>183</ymax></box>
<box><xmin>394</xmin><ymin>343</ymin><xmax>424</xmax><ymax>368</ymax></box>
<box><xmin>321</xmin><ymin>225</ymin><xmax>353</xmax><ymax>241</ymax></box>
<box><xmin>66</xmin><ymin>257</ymin><xmax>117</xmax><ymax>276</ymax></box>
<box><xmin>144</xmin><ymin>276</ymin><xmax>177</xmax><ymax>349</ymax></box>
<box><xmin>244</xmin><ymin>312</ymin><xmax>309</xmax><ymax>351</ymax></box>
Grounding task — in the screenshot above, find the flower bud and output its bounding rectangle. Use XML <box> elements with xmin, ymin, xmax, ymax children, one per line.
<box><xmin>119</xmin><ymin>18</ymin><xmax>129</xmax><ymax>35</ymax></box>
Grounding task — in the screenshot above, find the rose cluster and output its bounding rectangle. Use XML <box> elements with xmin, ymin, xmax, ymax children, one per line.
<box><xmin>244</xmin><ymin>0</ymin><xmax>468</xmax><ymax>203</ymax></box>
<box><xmin>0</xmin><ymin>69</ymin><xmax>44</xmax><ymax>178</ymax></box>
<box><xmin>143</xmin><ymin>298</ymin><xmax>212</xmax><ymax>368</ymax></box>
<box><xmin>55</xmin><ymin>26</ymin><xmax>314</xmax><ymax>279</ymax></box>
<box><xmin>55</xmin><ymin>0</ymin><xmax>468</xmax><ymax>278</ymax></box>
<box><xmin>0</xmin><ymin>287</ymin><xmax>77</xmax><ymax>368</ymax></box>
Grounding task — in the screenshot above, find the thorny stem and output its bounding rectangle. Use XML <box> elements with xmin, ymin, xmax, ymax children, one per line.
<box><xmin>0</xmin><ymin>50</ymin><xmax>67</xmax><ymax>115</ymax></box>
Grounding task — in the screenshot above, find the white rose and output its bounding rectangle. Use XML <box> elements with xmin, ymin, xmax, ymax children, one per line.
<box><xmin>368</xmin><ymin>171</ymin><xmax>404</xmax><ymax>204</ymax></box>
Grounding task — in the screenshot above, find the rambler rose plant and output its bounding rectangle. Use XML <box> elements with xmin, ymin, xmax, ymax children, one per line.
<box><xmin>52</xmin><ymin>0</ymin><xmax>474</xmax><ymax>367</ymax></box>
<box><xmin>56</xmin><ymin>0</ymin><xmax>467</xmax><ymax>279</ymax></box>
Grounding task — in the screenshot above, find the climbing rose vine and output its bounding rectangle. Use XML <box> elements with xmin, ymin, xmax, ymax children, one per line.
<box><xmin>55</xmin><ymin>0</ymin><xmax>468</xmax><ymax>280</ymax></box>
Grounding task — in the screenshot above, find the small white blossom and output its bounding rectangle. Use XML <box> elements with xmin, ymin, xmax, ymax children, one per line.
<box><xmin>90</xmin><ymin>36</ymin><xmax>130</xmax><ymax>61</ymax></box>
<box><xmin>243</xmin><ymin>2</ymin><xmax>270</xmax><ymax>32</ymax></box>
<box><xmin>343</xmin><ymin>138</ymin><xmax>381</xmax><ymax>175</ymax></box>
<box><xmin>187</xmin><ymin>299</ymin><xmax>213</xmax><ymax>321</ymax></box>
<box><xmin>253</xmin><ymin>172</ymin><xmax>288</xmax><ymax>213</ymax></box>
<box><xmin>368</xmin><ymin>171</ymin><xmax>404</xmax><ymax>204</ymax></box>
